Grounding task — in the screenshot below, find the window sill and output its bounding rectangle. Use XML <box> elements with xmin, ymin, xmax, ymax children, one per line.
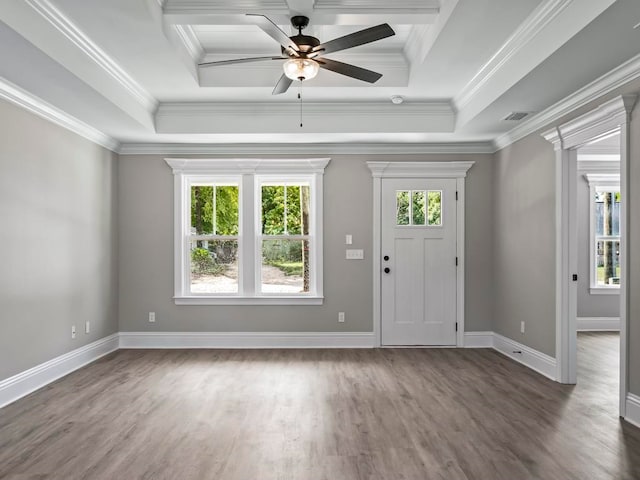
<box><xmin>174</xmin><ymin>296</ymin><xmax>324</xmax><ymax>306</ymax></box>
<box><xmin>589</xmin><ymin>287</ymin><xmax>620</xmax><ymax>295</ymax></box>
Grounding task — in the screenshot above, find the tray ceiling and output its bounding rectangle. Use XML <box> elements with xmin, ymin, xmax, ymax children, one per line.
<box><xmin>0</xmin><ymin>0</ymin><xmax>638</xmax><ymax>150</ymax></box>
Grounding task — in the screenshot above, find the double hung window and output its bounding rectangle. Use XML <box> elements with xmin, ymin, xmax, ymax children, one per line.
<box><xmin>585</xmin><ymin>174</ymin><xmax>621</xmax><ymax>293</ymax></box>
<box><xmin>166</xmin><ymin>159</ymin><xmax>329</xmax><ymax>305</ymax></box>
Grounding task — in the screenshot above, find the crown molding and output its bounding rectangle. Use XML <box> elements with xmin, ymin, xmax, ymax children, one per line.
<box><xmin>0</xmin><ymin>77</ymin><xmax>120</xmax><ymax>152</ymax></box>
<box><xmin>455</xmin><ymin>0</ymin><xmax>572</xmax><ymax>111</ymax></box>
<box><xmin>494</xmin><ymin>53</ymin><xmax>640</xmax><ymax>152</ymax></box>
<box><xmin>174</xmin><ymin>25</ymin><xmax>204</xmax><ymax>63</ymax></box>
<box><xmin>542</xmin><ymin>95</ymin><xmax>636</xmax><ymax>149</ymax></box>
<box><xmin>118</xmin><ymin>141</ymin><xmax>495</xmax><ymax>155</ymax></box>
<box><xmin>313</xmin><ymin>0</ymin><xmax>439</xmax><ymax>12</ymax></box>
<box><xmin>25</xmin><ymin>0</ymin><xmax>157</xmax><ymax>113</ymax></box>
<box><xmin>163</xmin><ymin>0</ymin><xmax>289</xmax><ymax>13</ymax></box>
<box><xmin>403</xmin><ymin>0</ymin><xmax>458</xmax><ymax>64</ymax></box>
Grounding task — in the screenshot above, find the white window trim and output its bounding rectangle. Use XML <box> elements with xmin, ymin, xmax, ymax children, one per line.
<box><xmin>165</xmin><ymin>158</ymin><xmax>330</xmax><ymax>305</ymax></box>
<box><xmin>584</xmin><ymin>173</ymin><xmax>620</xmax><ymax>295</ymax></box>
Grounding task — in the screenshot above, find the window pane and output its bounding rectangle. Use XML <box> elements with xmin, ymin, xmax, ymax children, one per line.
<box><xmin>191</xmin><ymin>185</ymin><xmax>214</xmax><ymax>235</ymax></box>
<box><xmin>262</xmin><ymin>184</ymin><xmax>310</xmax><ymax>235</ymax></box>
<box><xmin>190</xmin><ymin>240</ymin><xmax>238</xmax><ymax>293</ymax></box>
<box><xmin>595</xmin><ymin>190</ymin><xmax>621</xmax><ymax>236</ymax></box>
<box><xmin>262</xmin><ymin>185</ymin><xmax>285</xmax><ymax>235</ymax></box>
<box><xmin>215</xmin><ymin>186</ymin><xmax>239</xmax><ymax>235</ymax></box>
<box><xmin>596</xmin><ymin>240</ymin><xmax>620</xmax><ymax>286</ymax></box>
<box><xmin>396</xmin><ymin>191</ymin><xmax>410</xmax><ymax>225</ymax></box>
<box><xmin>412</xmin><ymin>191</ymin><xmax>426</xmax><ymax>225</ymax></box>
<box><xmin>191</xmin><ymin>185</ymin><xmax>239</xmax><ymax>235</ymax></box>
<box><xmin>286</xmin><ymin>185</ymin><xmax>311</xmax><ymax>235</ymax></box>
<box><xmin>428</xmin><ymin>191</ymin><xmax>442</xmax><ymax>226</ymax></box>
<box><xmin>261</xmin><ymin>239</ymin><xmax>309</xmax><ymax>293</ymax></box>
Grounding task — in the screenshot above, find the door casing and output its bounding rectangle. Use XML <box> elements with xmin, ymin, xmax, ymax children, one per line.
<box><xmin>367</xmin><ymin>161</ymin><xmax>475</xmax><ymax>348</ymax></box>
<box><xmin>543</xmin><ymin>95</ymin><xmax>635</xmax><ymax>418</ymax></box>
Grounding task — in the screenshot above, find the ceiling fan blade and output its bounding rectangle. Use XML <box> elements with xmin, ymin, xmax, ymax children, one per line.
<box><xmin>199</xmin><ymin>56</ymin><xmax>285</xmax><ymax>67</ymax></box>
<box><xmin>272</xmin><ymin>74</ymin><xmax>293</xmax><ymax>95</ymax></box>
<box><xmin>312</xmin><ymin>24</ymin><xmax>395</xmax><ymax>56</ymax></box>
<box><xmin>316</xmin><ymin>58</ymin><xmax>383</xmax><ymax>83</ymax></box>
<box><xmin>246</xmin><ymin>14</ymin><xmax>300</xmax><ymax>56</ymax></box>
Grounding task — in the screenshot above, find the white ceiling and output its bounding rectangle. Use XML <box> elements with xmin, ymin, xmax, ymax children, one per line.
<box><xmin>0</xmin><ymin>0</ymin><xmax>639</xmax><ymax>151</ymax></box>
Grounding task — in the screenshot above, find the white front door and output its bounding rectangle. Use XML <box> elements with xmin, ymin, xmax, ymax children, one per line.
<box><xmin>381</xmin><ymin>178</ymin><xmax>457</xmax><ymax>346</ymax></box>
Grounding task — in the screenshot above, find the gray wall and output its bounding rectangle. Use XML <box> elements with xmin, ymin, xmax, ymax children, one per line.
<box><xmin>628</xmin><ymin>101</ymin><xmax>640</xmax><ymax>396</ymax></box>
<box><xmin>118</xmin><ymin>154</ymin><xmax>494</xmax><ymax>334</ymax></box>
<box><xmin>576</xmin><ymin>174</ymin><xmax>620</xmax><ymax>318</ymax></box>
<box><xmin>493</xmin><ymin>133</ymin><xmax>557</xmax><ymax>357</ymax></box>
<box><xmin>0</xmin><ymin>99</ymin><xmax>118</xmax><ymax>381</ymax></box>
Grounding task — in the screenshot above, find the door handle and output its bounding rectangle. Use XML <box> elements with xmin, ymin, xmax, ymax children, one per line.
<box><xmin>384</xmin><ymin>267</ymin><xmax>391</xmax><ymax>274</ymax></box>
<box><xmin>383</xmin><ymin>255</ymin><xmax>390</xmax><ymax>261</ymax></box>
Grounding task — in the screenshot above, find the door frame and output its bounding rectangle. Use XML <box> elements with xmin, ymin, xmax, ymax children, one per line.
<box><xmin>367</xmin><ymin>161</ymin><xmax>475</xmax><ymax>347</ymax></box>
<box><xmin>542</xmin><ymin>95</ymin><xmax>635</xmax><ymax>417</ymax></box>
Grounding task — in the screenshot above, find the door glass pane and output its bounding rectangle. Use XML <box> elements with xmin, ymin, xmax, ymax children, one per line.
<box><xmin>396</xmin><ymin>191</ymin><xmax>410</xmax><ymax>225</ymax></box>
<box><xmin>412</xmin><ymin>191</ymin><xmax>426</xmax><ymax>225</ymax></box>
<box><xmin>261</xmin><ymin>239</ymin><xmax>309</xmax><ymax>293</ymax></box>
<box><xmin>427</xmin><ymin>191</ymin><xmax>442</xmax><ymax>226</ymax></box>
<box><xmin>190</xmin><ymin>240</ymin><xmax>238</xmax><ymax>293</ymax></box>
<box><xmin>596</xmin><ymin>240</ymin><xmax>620</xmax><ymax>286</ymax></box>
<box><xmin>191</xmin><ymin>185</ymin><xmax>239</xmax><ymax>235</ymax></box>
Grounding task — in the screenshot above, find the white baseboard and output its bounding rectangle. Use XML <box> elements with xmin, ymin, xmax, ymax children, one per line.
<box><xmin>625</xmin><ymin>393</ymin><xmax>640</xmax><ymax>429</ymax></box>
<box><xmin>0</xmin><ymin>330</ymin><xmax>560</xmax><ymax>410</ymax></box>
<box><xmin>464</xmin><ymin>331</ymin><xmax>557</xmax><ymax>380</ymax></box>
<box><xmin>463</xmin><ymin>331</ymin><xmax>494</xmax><ymax>348</ymax></box>
<box><xmin>119</xmin><ymin>331</ymin><xmax>376</xmax><ymax>349</ymax></box>
<box><xmin>577</xmin><ymin>317</ymin><xmax>620</xmax><ymax>331</ymax></box>
<box><xmin>0</xmin><ymin>333</ymin><xmax>119</xmax><ymax>408</ymax></box>
<box><xmin>491</xmin><ymin>333</ymin><xmax>557</xmax><ymax>381</ymax></box>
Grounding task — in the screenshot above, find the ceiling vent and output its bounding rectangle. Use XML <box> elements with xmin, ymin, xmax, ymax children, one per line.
<box><xmin>503</xmin><ymin>112</ymin><xmax>530</xmax><ymax>121</ymax></box>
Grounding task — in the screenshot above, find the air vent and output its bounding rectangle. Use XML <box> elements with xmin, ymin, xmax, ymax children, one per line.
<box><xmin>503</xmin><ymin>112</ymin><xmax>530</xmax><ymax>121</ymax></box>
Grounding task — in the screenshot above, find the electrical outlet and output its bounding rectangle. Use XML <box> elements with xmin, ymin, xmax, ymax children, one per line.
<box><xmin>71</xmin><ymin>325</ymin><xmax>76</xmax><ymax>339</ymax></box>
<box><xmin>521</xmin><ymin>321</ymin><xmax>525</xmax><ymax>334</ymax></box>
<box><xmin>345</xmin><ymin>234</ymin><xmax>353</xmax><ymax>245</ymax></box>
<box><xmin>338</xmin><ymin>312</ymin><xmax>345</xmax><ymax>323</ymax></box>
<box><xmin>85</xmin><ymin>321</ymin><xmax>90</xmax><ymax>334</ymax></box>
<box><xmin>149</xmin><ymin>312</ymin><xmax>156</xmax><ymax>323</ymax></box>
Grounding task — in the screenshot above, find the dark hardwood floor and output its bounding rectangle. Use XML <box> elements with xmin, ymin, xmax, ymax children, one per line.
<box><xmin>1</xmin><ymin>333</ymin><xmax>638</xmax><ymax>479</ymax></box>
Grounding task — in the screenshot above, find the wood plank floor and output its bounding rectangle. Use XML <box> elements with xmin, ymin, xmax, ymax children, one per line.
<box><xmin>1</xmin><ymin>333</ymin><xmax>639</xmax><ymax>479</ymax></box>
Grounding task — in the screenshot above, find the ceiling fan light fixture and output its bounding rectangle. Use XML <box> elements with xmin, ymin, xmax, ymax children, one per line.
<box><xmin>283</xmin><ymin>58</ymin><xmax>319</xmax><ymax>82</ymax></box>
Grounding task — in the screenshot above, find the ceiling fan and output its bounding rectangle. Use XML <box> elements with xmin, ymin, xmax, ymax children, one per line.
<box><xmin>198</xmin><ymin>14</ymin><xmax>395</xmax><ymax>95</ymax></box>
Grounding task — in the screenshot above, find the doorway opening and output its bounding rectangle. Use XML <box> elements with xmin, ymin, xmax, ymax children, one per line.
<box><xmin>576</xmin><ymin>133</ymin><xmax>621</xmax><ymax>413</ymax></box>
<box><xmin>543</xmin><ymin>94</ymin><xmax>635</xmax><ymax>418</ymax></box>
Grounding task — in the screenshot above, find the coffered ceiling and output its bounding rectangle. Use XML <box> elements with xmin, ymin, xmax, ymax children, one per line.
<box><xmin>0</xmin><ymin>0</ymin><xmax>639</xmax><ymax>152</ymax></box>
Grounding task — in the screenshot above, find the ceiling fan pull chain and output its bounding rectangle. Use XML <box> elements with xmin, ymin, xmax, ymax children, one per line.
<box><xmin>299</xmin><ymin>88</ymin><xmax>303</xmax><ymax>128</ymax></box>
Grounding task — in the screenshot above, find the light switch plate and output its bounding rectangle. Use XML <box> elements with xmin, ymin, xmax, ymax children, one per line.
<box><xmin>345</xmin><ymin>234</ymin><xmax>353</xmax><ymax>245</ymax></box>
<box><xmin>346</xmin><ymin>249</ymin><xmax>364</xmax><ymax>260</ymax></box>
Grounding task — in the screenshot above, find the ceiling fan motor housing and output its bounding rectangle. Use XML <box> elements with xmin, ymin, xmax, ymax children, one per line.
<box><xmin>282</xmin><ymin>35</ymin><xmax>320</xmax><ymax>56</ymax></box>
